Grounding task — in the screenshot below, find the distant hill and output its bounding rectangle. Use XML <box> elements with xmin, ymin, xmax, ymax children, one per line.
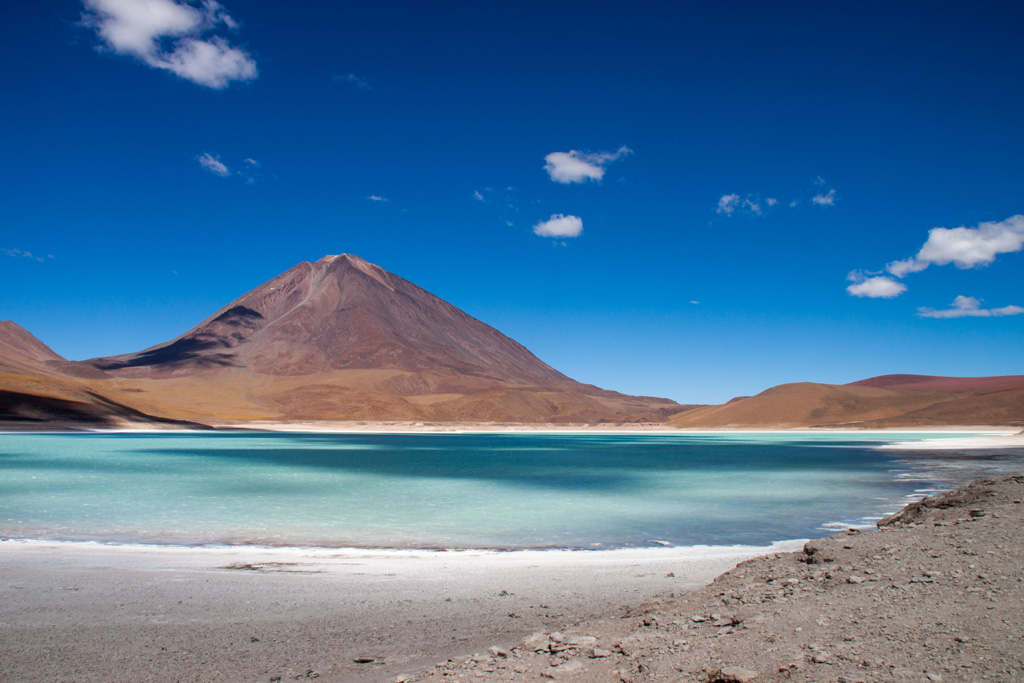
<box><xmin>5</xmin><ymin>258</ymin><xmax>1022</xmax><ymax>429</ymax></box>
<box><xmin>668</xmin><ymin>374</ymin><xmax>1024</xmax><ymax>428</ymax></box>
<box><xmin>0</xmin><ymin>321</ymin><xmax>203</xmax><ymax>429</ymax></box>
<box><xmin>1</xmin><ymin>255</ymin><xmax>685</xmax><ymax>426</ymax></box>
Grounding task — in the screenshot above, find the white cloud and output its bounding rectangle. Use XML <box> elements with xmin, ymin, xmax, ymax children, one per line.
<box><xmin>543</xmin><ymin>146</ymin><xmax>632</xmax><ymax>184</ymax></box>
<box><xmin>238</xmin><ymin>158</ymin><xmax>260</xmax><ymax>183</ymax></box>
<box><xmin>533</xmin><ymin>214</ymin><xmax>583</xmax><ymax>238</ymax></box>
<box><xmin>3</xmin><ymin>248</ymin><xmax>52</xmax><ymax>263</ymax></box>
<box><xmin>717</xmin><ymin>193</ymin><xmax>793</xmax><ymax>216</ymax></box>
<box><xmin>335</xmin><ymin>73</ymin><xmax>371</xmax><ymax>89</ymax></box>
<box><xmin>716</xmin><ymin>178</ymin><xmax>835</xmax><ymax>216</ymax></box>
<box><xmin>918</xmin><ymin>295</ymin><xmax>1024</xmax><ymax>319</ymax></box>
<box><xmin>884</xmin><ymin>257</ymin><xmax>928</xmax><ymax>278</ymax></box>
<box><xmin>846</xmin><ymin>272</ymin><xmax>907</xmax><ymax>299</ymax></box>
<box><xmin>848</xmin><ymin>214</ymin><xmax>1024</xmax><ymax>303</ymax></box>
<box><xmin>197</xmin><ymin>152</ymin><xmax>229</xmax><ymax>176</ymax></box>
<box><xmin>812</xmin><ymin>188</ymin><xmax>836</xmax><ymax>206</ymax></box>
<box><xmin>472</xmin><ymin>190</ymin><xmax>484</xmax><ymax>202</ymax></box>
<box><xmin>717</xmin><ymin>194</ymin><xmax>740</xmax><ymax>215</ymax></box>
<box><xmin>82</xmin><ymin>0</ymin><xmax>257</xmax><ymax>89</ymax></box>
<box><xmin>717</xmin><ymin>193</ymin><xmax>771</xmax><ymax>217</ymax></box>
<box><xmin>886</xmin><ymin>215</ymin><xmax>1024</xmax><ymax>277</ymax></box>
<box><xmin>367</xmin><ymin>195</ymin><xmax>389</xmax><ymax>202</ymax></box>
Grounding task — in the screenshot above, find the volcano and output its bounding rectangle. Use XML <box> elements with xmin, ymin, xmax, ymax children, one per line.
<box><xmin>90</xmin><ymin>254</ymin><xmax>572</xmax><ymax>383</ymax></box>
<box><xmin>78</xmin><ymin>255</ymin><xmax>684</xmax><ymax>423</ymax></box>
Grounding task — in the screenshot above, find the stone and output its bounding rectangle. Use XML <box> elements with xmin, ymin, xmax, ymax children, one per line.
<box><xmin>487</xmin><ymin>646</ymin><xmax>510</xmax><ymax>658</ymax></box>
<box><xmin>848</xmin><ymin>575</ymin><xmax>865</xmax><ymax>584</ymax></box>
<box><xmin>567</xmin><ymin>636</ymin><xmax>597</xmax><ymax>647</ymax></box>
<box><xmin>590</xmin><ymin>648</ymin><xmax>612</xmax><ymax>658</ymax></box>
<box><xmin>555</xmin><ymin>660</ymin><xmax>585</xmax><ymax>676</ymax></box>
<box><xmin>520</xmin><ymin>632</ymin><xmax>550</xmax><ymax>652</ymax></box>
<box><xmin>717</xmin><ymin>666</ymin><xmax>760</xmax><ymax>682</ymax></box>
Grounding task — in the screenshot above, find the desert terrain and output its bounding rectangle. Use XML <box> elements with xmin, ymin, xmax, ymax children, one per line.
<box><xmin>0</xmin><ymin>255</ymin><xmax>686</xmax><ymax>428</ymax></box>
<box><xmin>4</xmin><ymin>255</ymin><xmax>1022</xmax><ymax>432</ymax></box>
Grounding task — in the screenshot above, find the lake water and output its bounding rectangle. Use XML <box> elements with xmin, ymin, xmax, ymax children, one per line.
<box><xmin>1</xmin><ymin>431</ymin><xmax>1021</xmax><ymax>549</ymax></box>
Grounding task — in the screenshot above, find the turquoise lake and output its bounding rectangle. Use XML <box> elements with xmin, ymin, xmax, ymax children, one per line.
<box><xmin>1</xmin><ymin>431</ymin><xmax>1020</xmax><ymax>549</ymax></box>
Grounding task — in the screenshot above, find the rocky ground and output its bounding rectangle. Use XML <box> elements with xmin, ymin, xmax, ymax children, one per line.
<box><xmin>404</xmin><ymin>474</ymin><xmax>1024</xmax><ymax>683</ymax></box>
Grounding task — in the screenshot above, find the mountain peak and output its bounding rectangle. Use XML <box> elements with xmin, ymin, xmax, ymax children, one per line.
<box><xmin>314</xmin><ymin>253</ymin><xmax>367</xmax><ymax>266</ymax></box>
<box><xmin>75</xmin><ymin>255</ymin><xmax>682</xmax><ymax>422</ymax></box>
<box><xmin>88</xmin><ymin>255</ymin><xmax>567</xmax><ymax>383</ymax></box>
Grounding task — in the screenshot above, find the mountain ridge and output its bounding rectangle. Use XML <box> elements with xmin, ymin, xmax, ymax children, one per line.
<box><xmin>2</xmin><ymin>257</ymin><xmax>1021</xmax><ymax>428</ymax></box>
<box><xmin>89</xmin><ymin>254</ymin><xmax>573</xmax><ymax>385</ymax></box>
<box><xmin>2</xmin><ymin>255</ymin><xmax>686</xmax><ymax>426</ymax></box>
<box><xmin>669</xmin><ymin>374</ymin><xmax>1024</xmax><ymax>428</ymax></box>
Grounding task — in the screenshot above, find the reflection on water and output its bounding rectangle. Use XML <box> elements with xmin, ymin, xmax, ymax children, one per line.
<box><xmin>0</xmin><ymin>431</ymin><xmax>1019</xmax><ymax>549</ymax></box>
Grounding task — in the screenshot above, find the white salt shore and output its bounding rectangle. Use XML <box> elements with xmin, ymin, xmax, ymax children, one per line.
<box><xmin>878</xmin><ymin>431</ymin><xmax>1024</xmax><ymax>452</ymax></box>
<box><xmin>0</xmin><ymin>539</ymin><xmax>802</xmax><ymax>683</ymax></box>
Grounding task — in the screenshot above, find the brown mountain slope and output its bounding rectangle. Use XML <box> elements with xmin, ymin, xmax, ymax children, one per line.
<box><xmin>669</xmin><ymin>374</ymin><xmax>1024</xmax><ymax>428</ymax></box>
<box><xmin>90</xmin><ymin>255</ymin><xmax>570</xmax><ymax>384</ymax></box>
<box><xmin>0</xmin><ymin>320</ymin><xmax>63</xmax><ymax>366</ymax></box>
<box><xmin>0</xmin><ymin>322</ymin><xmax>206</xmax><ymax>429</ymax></box>
<box><xmin>848</xmin><ymin>373</ymin><xmax>1024</xmax><ymax>393</ymax></box>
<box><xmin>81</xmin><ymin>255</ymin><xmax>683</xmax><ymax>423</ymax></box>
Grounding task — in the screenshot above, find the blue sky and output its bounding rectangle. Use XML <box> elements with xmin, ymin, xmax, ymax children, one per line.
<box><xmin>2</xmin><ymin>1</ymin><xmax>1023</xmax><ymax>404</ymax></box>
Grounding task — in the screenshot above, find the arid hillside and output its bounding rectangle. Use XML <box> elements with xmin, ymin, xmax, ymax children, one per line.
<box><xmin>0</xmin><ymin>321</ymin><xmax>202</xmax><ymax>429</ymax></box>
<box><xmin>669</xmin><ymin>374</ymin><xmax>1024</xmax><ymax>428</ymax></box>
<box><xmin>1</xmin><ymin>256</ymin><xmax>685</xmax><ymax>426</ymax></box>
<box><xmin>4</xmin><ymin>257</ymin><xmax>1022</xmax><ymax>429</ymax></box>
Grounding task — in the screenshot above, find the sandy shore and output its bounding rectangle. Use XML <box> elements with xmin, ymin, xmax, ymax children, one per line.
<box><xmin>404</xmin><ymin>474</ymin><xmax>1024</xmax><ymax>683</ymax></box>
<box><xmin>207</xmin><ymin>421</ymin><xmax>1020</xmax><ymax>436</ymax></box>
<box><xmin>0</xmin><ymin>540</ymin><xmax>800</xmax><ymax>683</ymax></box>
<box><xmin>5</xmin><ymin>419</ymin><xmax>1017</xmax><ymax>437</ymax></box>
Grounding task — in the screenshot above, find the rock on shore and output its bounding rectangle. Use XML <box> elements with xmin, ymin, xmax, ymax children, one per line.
<box><xmin>404</xmin><ymin>474</ymin><xmax>1024</xmax><ymax>683</ymax></box>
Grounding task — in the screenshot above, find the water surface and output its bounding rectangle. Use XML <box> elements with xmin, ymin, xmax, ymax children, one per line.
<box><xmin>1</xmin><ymin>431</ymin><xmax>1018</xmax><ymax>549</ymax></box>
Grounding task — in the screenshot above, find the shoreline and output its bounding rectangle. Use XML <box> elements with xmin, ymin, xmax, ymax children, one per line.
<box><xmin>0</xmin><ymin>536</ymin><xmax>807</xmax><ymax>555</ymax></box>
<box><xmin>0</xmin><ymin>537</ymin><xmax>803</xmax><ymax>683</ymax></box>
<box><xmin>879</xmin><ymin>431</ymin><xmax>1024</xmax><ymax>451</ymax></box>
<box><xmin>1</xmin><ymin>421</ymin><xmax>1019</xmax><ymax>436</ymax></box>
<box><xmin>6</xmin><ymin>477</ymin><xmax>1023</xmax><ymax>683</ymax></box>
<box><xmin>0</xmin><ymin>536</ymin><xmax>806</xmax><ymax>567</ymax></box>
<box><xmin>404</xmin><ymin>474</ymin><xmax>1024</xmax><ymax>683</ymax></box>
